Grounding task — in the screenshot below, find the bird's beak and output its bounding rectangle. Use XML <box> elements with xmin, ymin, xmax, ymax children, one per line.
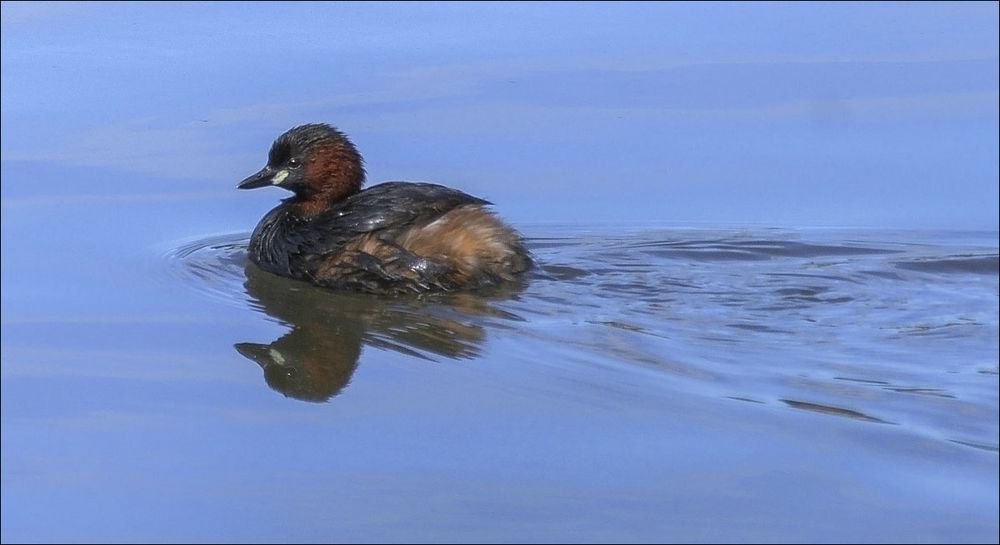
<box><xmin>234</xmin><ymin>342</ymin><xmax>271</xmax><ymax>368</ymax></box>
<box><xmin>237</xmin><ymin>166</ymin><xmax>287</xmax><ymax>189</ymax></box>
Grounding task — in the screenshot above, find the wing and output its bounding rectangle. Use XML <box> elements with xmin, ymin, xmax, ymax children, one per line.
<box><xmin>296</xmin><ymin>182</ymin><xmax>489</xmax><ymax>257</ymax></box>
<box><xmin>282</xmin><ymin>182</ymin><xmax>489</xmax><ymax>285</ymax></box>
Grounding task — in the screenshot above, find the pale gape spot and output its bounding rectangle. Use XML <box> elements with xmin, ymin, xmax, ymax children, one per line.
<box><xmin>271</xmin><ymin>170</ymin><xmax>289</xmax><ymax>185</ymax></box>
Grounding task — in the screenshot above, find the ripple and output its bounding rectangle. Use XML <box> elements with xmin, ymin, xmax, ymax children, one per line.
<box><xmin>781</xmin><ymin>399</ymin><xmax>896</xmax><ymax>425</ymax></box>
<box><xmin>164</xmin><ymin>228</ymin><xmax>999</xmax><ymax>450</ymax></box>
<box><xmin>949</xmin><ymin>439</ymin><xmax>1000</xmax><ymax>453</ymax></box>
<box><xmin>165</xmin><ymin>232</ymin><xmax>252</xmax><ymax>308</ymax></box>
<box><xmin>894</xmin><ymin>254</ymin><xmax>999</xmax><ymax>275</ymax></box>
<box><xmin>636</xmin><ymin>237</ymin><xmax>902</xmax><ymax>261</ymax></box>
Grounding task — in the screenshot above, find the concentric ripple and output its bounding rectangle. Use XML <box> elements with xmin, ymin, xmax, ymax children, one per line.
<box><xmin>165</xmin><ymin>233</ymin><xmax>252</xmax><ymax>308</ymax></box>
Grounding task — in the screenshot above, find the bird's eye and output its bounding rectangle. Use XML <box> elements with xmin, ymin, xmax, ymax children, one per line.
<box><xmin>288</xmin><ymin>157</ymin><xmax>301</xmax><ymax>168</ymax></box>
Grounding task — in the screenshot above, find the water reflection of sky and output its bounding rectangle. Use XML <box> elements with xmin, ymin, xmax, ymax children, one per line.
<box><xmin>2</xmin><ymin>4</ymin><xmax>999</xmax><ymax>543</ymax></box>
<box><xmin>2</xmin><ymin>2</ymin><xmax>998</xmax><ymax>228</ymax></box>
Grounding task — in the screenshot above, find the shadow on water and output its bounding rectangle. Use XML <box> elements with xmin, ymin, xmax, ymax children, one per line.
<box><xmin>235</xmin><ymin>259</ymin><xmax>527</xmax><ymax>402</ymax></box>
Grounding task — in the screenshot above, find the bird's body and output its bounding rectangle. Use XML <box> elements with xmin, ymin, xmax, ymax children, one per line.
<box><xmin>238</xmin><ymin>124</ymin><xmax>530</xmax><ymax>294</ymax></box>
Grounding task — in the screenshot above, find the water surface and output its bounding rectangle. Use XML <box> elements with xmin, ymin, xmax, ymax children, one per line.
<box><xmin>3</xmin><ymin>197</ymin><xmax>996</xmax><ymax>541</ymax></box>
<box><xmin>2</xmin><ymin>3</ymin><xmax>998</xmax><ymax>543</ymax></box>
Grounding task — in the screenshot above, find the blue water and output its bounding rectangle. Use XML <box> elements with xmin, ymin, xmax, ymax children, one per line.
<box><xmin>2</xmin><ymin>3</ymin><xmax>998</xmax><ymax>543</ymax></box>
<box><xmin>3</xmin><ymin>198</ymin><xmax>997</xmax><ymax>541</ymax></box>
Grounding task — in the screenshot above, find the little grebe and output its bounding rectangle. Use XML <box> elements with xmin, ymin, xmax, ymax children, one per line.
<box><xmin>238</xmin><ymin>123</ymin><xmax>531</xmax><ymax>294</ymax></box>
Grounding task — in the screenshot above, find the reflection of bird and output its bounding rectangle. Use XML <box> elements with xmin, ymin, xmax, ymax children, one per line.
<box><xmin>235</xmin><ymin>333</ymin><xmax>359</xmax><ymax>402</ymax></box>
<box><xmin>236</xmin><ymin>123</ymin><xmax>531</xmax><ymax>294</ymax></box>
<box><xmin>235</xmin><ymin>261</ymin><xmax>525</xmax><ymax>402</ymax></box>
